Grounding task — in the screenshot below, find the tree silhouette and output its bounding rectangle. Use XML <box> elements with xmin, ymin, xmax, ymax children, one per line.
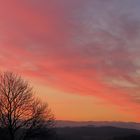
<box><xmin>0</xmin><ymin>72</ymin><xmax>54</xmax><ymax>140</ymax></box>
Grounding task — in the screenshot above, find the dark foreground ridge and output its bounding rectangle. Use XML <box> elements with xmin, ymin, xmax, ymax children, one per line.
<box><xmin>55</xmin><ymin>126</ymin><xmax>140</xmax><ymax>140</ymax></box>
<box><xmin>0</xmin><ymin>125</ymin><xmax>140</xmax><ymax>140</ymax></box>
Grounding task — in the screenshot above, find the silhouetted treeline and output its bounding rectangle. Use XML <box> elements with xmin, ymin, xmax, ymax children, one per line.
<box><xmin>0</xmin><ymin>127</ymin><xmax>56</xmax><ymax>140</ymax></box>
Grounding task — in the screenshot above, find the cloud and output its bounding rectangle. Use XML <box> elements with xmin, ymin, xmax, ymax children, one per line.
<box><xmin>1</xmin><ymin>0</ymin><xmax>140</xmax><ymax>120</ymax></box>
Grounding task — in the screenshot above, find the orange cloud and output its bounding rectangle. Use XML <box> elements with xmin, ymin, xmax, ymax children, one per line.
<box><xmin>0</xmin><ymin>0</ymin><xmax>140</xmax><ymax>121</ymax></box>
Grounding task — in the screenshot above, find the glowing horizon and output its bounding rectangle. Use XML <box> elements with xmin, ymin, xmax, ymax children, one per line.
<box><xmin>0</xmin><ymin>0</ymin><xmax>140</xmax><ymax>122</ymax></box>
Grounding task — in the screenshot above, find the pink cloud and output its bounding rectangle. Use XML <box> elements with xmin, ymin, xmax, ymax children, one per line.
<box><xmin>0</xmin><ymin>0</ymin><xmax>140</xmax><ymax>121</ymax></box>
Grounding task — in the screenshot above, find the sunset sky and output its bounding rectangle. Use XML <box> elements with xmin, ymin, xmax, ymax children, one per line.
<box><xmin>0</xmin><ymin>0</ymin><xmax>140</xmax><ymax>122</ymax></box>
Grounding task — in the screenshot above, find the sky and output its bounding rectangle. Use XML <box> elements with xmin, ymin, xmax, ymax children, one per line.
<box><xmin>0</xmin><ymin>0</ymin><xmax>140</xmax><ymax>122</ymax></box>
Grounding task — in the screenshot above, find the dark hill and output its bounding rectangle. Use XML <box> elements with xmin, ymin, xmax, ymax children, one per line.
<box><xmin>55</xmin><ymin>126</ymin><xmax>140</xmax><ymax>140</ymax></box>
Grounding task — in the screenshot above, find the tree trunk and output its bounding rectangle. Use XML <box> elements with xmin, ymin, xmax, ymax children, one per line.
<box><xmin>9</xmin><ymin>128</ymin><xmax>15</xmax><ymax>140</ymax></box>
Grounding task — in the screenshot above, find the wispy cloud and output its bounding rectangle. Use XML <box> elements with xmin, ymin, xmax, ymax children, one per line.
<box><xmin>0</xmin><ymin>0</ymin><xmax>140</xmax><ymax>121</ymax></box>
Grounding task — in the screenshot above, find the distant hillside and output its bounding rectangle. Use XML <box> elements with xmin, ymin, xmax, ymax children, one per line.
<box><xmin>56</xmin><ymin>120</ymin><xmax>140</xmax><ymax>130</ymax></box>
<box><xmin>55</xmin><ymin>126</ymin><xmax>140</xmax><ymax>140</ymax></box>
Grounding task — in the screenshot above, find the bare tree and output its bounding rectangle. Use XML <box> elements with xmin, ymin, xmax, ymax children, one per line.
<box><xmin>0</xmin><ymin>72</ymin><xmax>54</xmax><ymax>140</ymax></box>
